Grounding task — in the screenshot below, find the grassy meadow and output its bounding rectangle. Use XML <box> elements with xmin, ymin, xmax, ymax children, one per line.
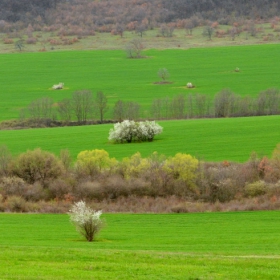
<box><xmin>0</xmin><ymin>115</ymin><xmax>279</xmax><ymax>162</ymax></box>
<box><xmin>1</xmin><ymin>211</ymin><xmax>280</xmax><ymax>279</ymax></box>
<box><xmin>0</xmin><ymin>44</ymin><xmax>280</xmax><ymax>121</ymax></box>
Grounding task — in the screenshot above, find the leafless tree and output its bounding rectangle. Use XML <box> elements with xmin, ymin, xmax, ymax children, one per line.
<box><xmin>0</xmin><ymin>145</ymin><xmax>12</xmax><ymax>176</ymax></box>
<box><xmin>72</xmin><ymin>90</ymin><xmax>94</xmax><ymax>123</ymax></box>
<box><xmin>125</xmin><ymin>38</ymin><xmax>144</xmax><ymax>58</ymax></box>
<box><xmin>214</xmin><ymin>89</ymin><xmax>236</xmax><ymax>117</ymax></box>
<box><xmin>113</xmin><ymin>100</ymin><xmax>126</xmax><ymax>122</ymax></box>
<box><xmin>28</xmin><ymin>97</ymin><xmax>54</xmax><ymax>122</ymax></box>
<box><xmin>57</xmin><ymin>98</ymin><xmax>72</xmax><ymax>122</ymax></box>
<box><xmin>203</xmin><ymin>25</ymin><xmax>214</xmax><ymax>40</ymax></box>
<box><xmin>158</xmin><ymin>68</ymin><xmax>170</xmax><ymax>82</ymax></box>
<box><xmin>170</xmin><ymin>94</ymin><xmax>185</xmax><ymax>119</ymax></box>
<box><xmin>151</xmin><ymin>98</ymin><xmax>163</xmax><ymax>120</ymax></box>
<box><xmin>125</xmin><ymin>101</ymin><xmax>140</xmax><ymax>120</ymax></box>
<box><xmin>95</xmin><ymin>91</ymin><xmax>108</xmax><ymax>123</ymax></box>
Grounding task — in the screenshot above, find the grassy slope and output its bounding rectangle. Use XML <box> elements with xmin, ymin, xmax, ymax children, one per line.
<box><xmin>1</xmin><ymin>115</ymin><xmax>279</xmax><ymax>162</ymax></box>
<box><xmin>0</xmin><ymin>212</ymin><xmax>280</xmax><ymax>279</ymax></box>
<box><xmin>0</xmin><ymin>44</ymin><xmax>280</xmax><ymax>121</ymax></box>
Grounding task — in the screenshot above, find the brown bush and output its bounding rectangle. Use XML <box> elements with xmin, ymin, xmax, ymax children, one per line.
<box><xmin>3</xmin><ymin>38</ymin><xmax>13</xmax><ymax>44</ymax></box>
<box><xmin>74</xmin><ymin>181</ymin><xmax>103</xmax><ymax>200</ymax></box>
<box><xmin>48</xmin><ymin>178</ymin><xmax>73</xmax><ymax>200</ymax></box>
<box><xmin>26</xmin><ymin>37</ymin><xmax>37</xmax><ymax>44</ymax></box>
<box><xmin>0</xmin><ymin>176</ymin><xmax>28</xmax><ymax>197</ymax></box>
<box><xmin>23</xmin><ymin>182</ymin><xmax>48</xmax><ymax>201</ymax></box>
<box><xmin>4</xmin><ymin>196</ymin><xmax>28</xmax><ymax>212</ymax></box>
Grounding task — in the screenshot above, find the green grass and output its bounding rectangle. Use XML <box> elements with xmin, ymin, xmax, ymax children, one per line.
<box><xmin>0</xmin><ymin>115</ymin><xmax>279</xmax><ymax>162</ymax></box>
<box><xmin>1</xmin><ymin>211</ymin><xmax>280</xmax><ymax>279</ymax></box>
<box><xmin>0</xmin><ymin>44</ymin><xmax>280</xmax><ymax>121</ymax></box>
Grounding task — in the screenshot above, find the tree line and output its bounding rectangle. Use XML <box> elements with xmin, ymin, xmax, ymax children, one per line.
<box><xmin>14</xmin><ymin>88</ymin><xmax>280</xmax><ymax>128</ymax></box>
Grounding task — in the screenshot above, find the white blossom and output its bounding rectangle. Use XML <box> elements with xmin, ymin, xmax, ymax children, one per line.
<box><xmin>68</xmin><ymin>200</ymin><xmax>103</xmax><ymax>242</ymax></box>
<box><xmin>108</xmin><ymin>120</ymin><xmax>163</xmax><ymax>143</ymax></box>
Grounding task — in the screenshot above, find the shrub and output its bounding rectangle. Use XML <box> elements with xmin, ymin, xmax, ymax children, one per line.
<box><xmin>75</xmin><ymin>149</ymin><xmax>117</xmax><ymax>178</ymax></box>
<box><xmin>0</xmin><ymin>176</ymin><xmax>27</xmax><ymax>197</ymax></box>
<box><xmin>108</xmin><ymin>120</ymin><xmax>163</xmax><ymax>143</ymax></box>
<box><xmin>26</xmin><ymin>37</ymin><xmax>37</xmax><ymax>44</ymax></box>
<box><xmin>11</xmin><ymin>148</ymin><xmax>65</xmax><ymax>185</ymax></box>
<box><xmin>4</xmin><ymin>196</ymin><xmax>28</xmax><ymax>212</ymax></box>
<box><xmin>48</xmin><ymin>178</ymin><xmax>73</xmax><ymax>200</ymax></box>
<box><xmin>163</xmin><ymin>153</ymin><xmax>198</xmax><ymax>193</ymax></box>
<box><xmin>68</xmin><ymin>200</ymin><xmax>104</xmax><ymax>242</ymax></box>
<box><xmin>244</xmin><ymin>181</ymin><xmax>267</xmax><ymax>197</ymax></box>
<box><xmin>120</xmin><ymin>152</ymin><xmax>150</xmax><ymax>179</ymax></box>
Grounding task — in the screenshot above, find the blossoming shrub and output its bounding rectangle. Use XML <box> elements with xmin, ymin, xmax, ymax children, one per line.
<box><xmin>108</xmin><ymin>120</ymin><xmax>163</xmax><ymax>143</ymax></box>
<box><xmin>68</xmin><ymin>200</ymin><xmax>104</xmax><ymax>242</ymax></box>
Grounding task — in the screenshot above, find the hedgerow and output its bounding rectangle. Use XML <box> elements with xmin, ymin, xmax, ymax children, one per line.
<box><xmin>1</xmin><ymin>146</ymin><xmax>280</xmax><ymax>213</ymax></box>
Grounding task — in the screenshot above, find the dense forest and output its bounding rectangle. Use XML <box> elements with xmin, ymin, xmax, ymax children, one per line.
<box><xmin>0</xmin><ymin>0</ymin><xmax>279</xmax><ymax>34</ymax></box>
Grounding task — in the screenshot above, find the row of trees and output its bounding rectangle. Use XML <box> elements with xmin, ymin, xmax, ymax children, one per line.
<box><xmin>17</xmin><ymin>88</ymin><xmax>280</xmax><ymax>127</ymax></box>
<box><xmin>21</xmin><ymin>90</ymin><xmax>108</xmax><ymax>124</ymax></box>
<box><xmin>1</xmin><ymin>145</ymin><xmax>280</xmax><ymax>212</ymax></box>
<box><xmin>151</xmin><ymin>88</ymin><xmax>280</xmax><ymax>119</ymax></box>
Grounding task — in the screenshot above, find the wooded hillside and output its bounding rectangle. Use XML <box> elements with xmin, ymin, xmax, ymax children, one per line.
<box><xmin>0</xmin><ymin>0</ymin><xmax>279</xmax><ymax>33</ymax></box>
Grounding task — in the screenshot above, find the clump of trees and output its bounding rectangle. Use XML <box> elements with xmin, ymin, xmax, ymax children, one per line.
<box><xmin>108</xmin><ymin>120</ymin><xmax>163</xmax><ymax>143</ymax></box>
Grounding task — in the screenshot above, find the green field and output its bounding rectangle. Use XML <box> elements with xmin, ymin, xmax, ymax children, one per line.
<box><xmin>0</xmin><ymin>211</ymin><xmax>280</xmax><ymax>279</ymax></box>
<box><xmin>1</xmin><ymin>115</ymin><xmax>279</xmax><ymax>162</ymax></box>
<box><xmin>1</xmin><ymin>44</ymin><xmax>280</xmax><ymax>121</ymax></box>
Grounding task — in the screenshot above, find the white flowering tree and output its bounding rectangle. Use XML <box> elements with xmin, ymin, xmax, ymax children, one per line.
<box><xmin>68</xmin><ymin>201</ymin><xmax>104</xmax><ymax>242</ymax></box>
<box><xmin>108</xmin><ymin>120</ymin><xmax>162</xmax><ymax>143</ymax></box>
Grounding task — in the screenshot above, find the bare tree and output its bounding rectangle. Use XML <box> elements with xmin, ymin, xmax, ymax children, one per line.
<box><xmin>158</xmin><ymin>68</ymin><xmax>170</xmax><ymax>82</ymax></box>
<box><xmin>0</xmin><ymin>145</ymin><xmax>12</xmax><ymax>176</ymax></box>
<box><xmin>125</xmin><ymin>38</ymin><xmax>144</xmax><ymax>58</ymax></box>
<box><xmin>113</xmin><ymin>100</ymin><xmax>126</xmax><ymax>122</ymax></box>
<box><xmin>159</xmin><ymin>23</ymin><xmax>175</xmax><ymax>37</ymax></box>
<box><xmin>57</xmin><ymin>98</ymin><xmax>72</xmax><ymax>123</ymax></box>
<box><xmin>72</xmin><ymin>90</ymin><xmax>94</xmax><ymax>123</ymax></box>
<box><xmin>171</xmin><ymin>94</ymin><xmax>185</xmax><ymax>119</ymax></box>
<box><xmin>115</xmin><ymin>23</ymin><xmax>125</xmax><ymax>38</ymax></box>
<box><xmin>214</xmin><ymin>89</ymin><xmax>236</xmax><ymax>117</ymax></box>
<box><xmin>203</xmin><ymin>25</ymin><xmax>214</xmax><ymax>40</ymax></box>
<box><xmin>28</xmin><ymin>97</ymin><xmax>54</xmax><ymax>122</ymax></box>
<box><xmin>136</xmin><ymin>23</ymin><xmax>147</xmax><ymax>38</ymax></box>
<box><xmin>125</xmin><ymin>101</ymin><xmax>140</xmax><ymax>120</ymax></box>
<box><xmin>151</xmin><ymin>98</ymin><xmax>163</xmax><ymax>120</ymax></box>
<box><xmin>95</xmin><ymin>91</ymin><xmax>108</xmax><ymax>123</ymax></box>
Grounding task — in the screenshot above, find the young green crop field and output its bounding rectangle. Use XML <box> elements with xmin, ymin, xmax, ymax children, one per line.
<box><xmin>0</xmin><ymin>43</ymin><xmax>280</xmax><ymax>121</ymax></box>
<box><xmin>0</xmin><ymin>211</ymin><xmax>280</xmax><ymax>279</ymax></box>
<box><xmin>0</xmin><ymin>115</ymin><xmax>279</xmax><ymax>162</ymax></box>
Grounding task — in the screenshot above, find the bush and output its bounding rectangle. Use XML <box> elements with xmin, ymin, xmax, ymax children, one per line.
<box><xmin>0</xmin><ymin>176</ymin><xmax>27</xmax><ymax>197</ymax></box>
<box><xmin>163</xmin><ymin>153</ymin><xmax>198</xmax><ymax>193</ymax></box>
<box><xmin>68</xmin><ymin>200</ymin><xmax>104</xmax><ymax>242</ymax></box>
<box><xmin>244</xmin><ymin>181</ymin><xmax>267</xmax><ymax>197</ymax></box>
<box><xmin>4</xmin><ymin>196</ymin><xmax>28</xmax><ymax>212</ymax></box>
<box><xmin>75</xmin><ymin>149</ymin><xmax>117</xmax><ymax>178</ymax></box>
<box><xmin>109</xmin><ymin>120</ymin><xmax>163</xmax><ymax>143</ymax></box>
<box><xmin>11</xmin><ymin>148</ymin><xmax>65</xmax><ymax>185</ymax></box>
